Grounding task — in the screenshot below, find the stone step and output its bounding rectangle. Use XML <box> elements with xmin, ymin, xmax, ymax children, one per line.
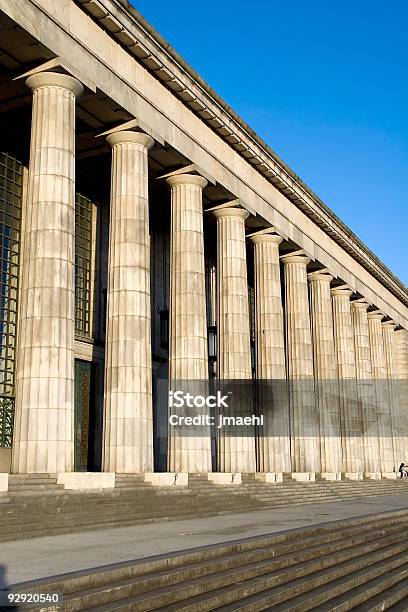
<box><xmin>13</xmin><ymin>510</ymin><xmax>408</xmax><ymax>611</ymax></box>
<box><xmin>8</xmin><ymin>476</ymin><xmax>60</xmax><ymax>481</ymax></box>
<box><xmin>357</xmin><ymin>576</ymin><xmax>408</xmax><ymax>611</ymax></box>
<box><xmin>4</xmin><ymin>487</ymin><xmax>405</xmax><ymax>508</ymax></box>
<box><xmin>0</xmin><ymin>477</ymin><xmax>407</xmax><ymax>543</ymax></box>
<box><xmin>188</xmin><ymin>482</ymin><xmax>407</xmax><ymax>491</ymax></box>
<box><xmin>0</xmin><ymin>493</ymin><xmax>396</xmax><ymax>517</ymax></box>
<box><xmin>216</xmin><ymin>550</ymin><xmax>408</xmax><ymax>612</ymax></box>
<box><xmin>0</xmin><ymin>506</ymin><xmax>273</xmax><ymax>538</ymax></box>
<box><xmin>102</xmin><ymin>537</ymin><xmax>408</xmax><ymax>611</ymax></box>
<box><xmin>46</xmin><ymin>523</ymin><xmax>408</xmax><ymax>610</ymax></box>
<box><xmin>0</xmin><ymin>498</ymin><xmax>377</xmax><ymax>533</ymax></box>
<box><xmin>8</xmin><ymin>476</ymin><xmax>59</xmax><ymax>485</ymax></box>
<box><xmin>310</xmin><ymin>561</ymin><xmax>408</xmax><ymax>611</ymax></box>
<box><xmin>8</xmin><ymin>473</ymin><xmax>58</xmax><ymax>478</ymax></box>
<box><xmin>7</xmin><ymin>484</ymin><xmax>65</xmax><ymax>492</ymax></box>
<box><xmin>0</xmin><ymin>487</ymin><xmax>404</xmax><ymax>514</ymax></box>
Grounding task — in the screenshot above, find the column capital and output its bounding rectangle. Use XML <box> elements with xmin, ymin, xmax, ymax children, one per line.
<box><xmin>330</xmin><ymin>287</ymin><xmax>353</xmax><ymax>298</ymax></box>
<box><xmin>367</xmin><ymin>310</ymin><xmax>384</xmax><ymax>321</ymax></box>
<box><xmin>25</xmin><ymin>71</ymin><xmax>83</xmax><ymax>97</ymax></box>
<box><xmin>280</xmin><ymin>251</ymin><xmax>310</xmax><ymax>266</ymax></box>
<box><xmin>351</xmin><ymin>299</ymin><xmax>370</xmax><ymax>311</ymax></box>
<box><xmin>106</xmin><ymin>130</ymin><xmax>154</xmax><ymax>149</ymax></box>
<box><xmin>382</xmin><ymin>320</ymin><xmax>397</xmax><ymax>331</ymax></box>
<box><xmin>307</xmin><ymin>270</ymin><xmax>333</xmax><ymax>283</ymax></box>
<box><xmin>250</xmin><ymin>233</ymin><xmax>283</xmax><ymax>246</ymax></box>
<box><xmin>213</xmin><ymin>206</ymin><xmax>249</xmax><ymax>220</ymax></box>
<box><xmin>165</xmin><ymin>173</ymin><xmax>207</xmax><ymax>189</ymax></box>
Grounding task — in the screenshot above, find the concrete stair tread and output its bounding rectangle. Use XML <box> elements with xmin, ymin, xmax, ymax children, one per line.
<box><xmin>163</xmin><ymin>539</ymin><xmax>408</xmax><ymax>611</ymax></box>
<box><xmin>268</xmin><ymin>553</ymin><xmax>408</xmax><ymax>611</ymax></box>
<box><xmin>0</xmin><ymin>478</ymin><xmax>407</xmax><ymax>543</ymax></box>
<box><xmin>77</xmin><ymin>530</ymin><xmax>408</xmax><ymax>611</ymax></box>
<box><xmin>56</xmin><ymin>520</ymin><xmax>407</xmax><ymax>609</ymax></box>
<box><xmin>17</xmin><ymin>511</ymin><xmax>408</xmax><ymax>591</ymax></box>
<box><xmin>315</xmin><ymin>561</ymin><xmax>408</xmax><ymax>611</ymax></box>
<box><xmin>218</xmin><ymin>552</ymin><xmax>408</xmax><ymax>612</ymax></box>
<box><xmin>8</xmin><ymin>476</ymin><xmax>59</xmax><ymax>481</ymax></box>
<box><xmin>378</xmin><ymin>582</ymin><xmax>408</xmax><ymax>611</ymax></box>
<box><xmin>7</xmin><ymin>485</ymin><xmax>65</xmax><ymax>492</ymax></box>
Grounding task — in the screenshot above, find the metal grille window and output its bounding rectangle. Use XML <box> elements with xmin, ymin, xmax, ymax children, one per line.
<box><xmin>0</xmin><ymin>153</ymin><xmax>22</xmax><ymax>447</ymax></box>
<box><xmin>75</xmin><ymin>194</ymin><xmax>93</xmax><ymax>338</ymax></box>
<box><xmin>248</xmin><ymin>285</ymin><xmax>256</xmax><ymax>374</ymax></box>
<box><xmin>248</xmin><ymin>285</ymin><xmax>255</xmax><ymax>344</ymax></box>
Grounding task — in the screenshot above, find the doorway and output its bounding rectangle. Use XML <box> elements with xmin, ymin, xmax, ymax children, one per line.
<box><xmin>74</xmin><ymin>360</ymin><xmax>92</xmax><ymax>471</ymax></box>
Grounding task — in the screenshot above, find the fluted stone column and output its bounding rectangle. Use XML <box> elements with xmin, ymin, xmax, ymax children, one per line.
<box><xmin>368</xmin><ymin>311</ymin><xmax>394</xmax><ymax>474</ymax></box>
<box><xmin>103</xmin><ymin>131</ymin><xmax>154</xmax><ymax>473</ymax></box>
<box><xmin>281</xmin><ymin>252</ymin><xmax>320</xmax><ymax>474</ymax></box>
<box><xmin>214</xmin><ymin>207</ymin><xmax>255</xmax><ymax>472</ymax></box>
<box><xmin>308</xmin><ymin>273</ymin><xmax>342</xmax><ymax>476</ymax></box>
<box><xmin>251</xmin><ymin>233</ymin><xmax>290</xmax><ymax>474</ymax></box>
<box><xmin>351</xmin><ymin>300</ymin><xmax>381</xmax><ymax>475</ymax></box>
<box><xmin>331</xmin><ymin>288</ymin><xmax>364</xmax><ymax>476</ymax></box>
<box><xmin>166</xmin><ymin>174</ymin><xmax>211</xmax><ymax>473</ymax></box>
<box><xmin>395</xmin><ymin>329</ymin><xmax>408</xmax><ymax>378</ymax></box>
<box><xmin>395</xmin><ymin>329</ymin><xmax>408</xmax><ymax>458</ymax></box>
<box><xmin>382</xmin><ymin>321</ymin><xmax>403</xmax><ymax>469</ymax></box>
<box><xmin>12</xmin><ymin>72</ymin><xmax>83</xmax><ymax>473</ymax></box>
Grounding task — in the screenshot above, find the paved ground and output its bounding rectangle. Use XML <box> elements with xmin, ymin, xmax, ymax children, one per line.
<box><xmin>1</xmin><ymin>492</ymin><xmax>408</xmax><ymax>587</ymax></box>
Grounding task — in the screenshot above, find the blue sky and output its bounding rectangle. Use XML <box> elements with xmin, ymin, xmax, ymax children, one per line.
<box><xmin>132</xmin><ymin>1</ymin><xmax>408</xmax><ymax>285</ymax></box>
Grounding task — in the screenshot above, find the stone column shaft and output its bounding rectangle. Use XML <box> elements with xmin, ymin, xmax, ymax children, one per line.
<box><xmin>395</xmin><ymin>329</ymin><xmax>408</xmax><ymax>379</ymax></box>
<box><xmin>395</xmin><ymin>329</ymin><xmax>408</xmax><ymax>459</ymax></box>
<box><xmin>351</xmin><ymin>300</ymin><xmax>381</xmax><ymax>474</ymax></box>
<box><xmin>167</xmin><ymin>174</ymin><xmax>211</xmax><ymax>473</ymax></box>
<box><xmin>215</xmin><ymin>207</ymin><xmax>255</xmax><ymax>472</ymax></box>
<box><xmin>252</xmin><ymin>233</ymin><xmax>290</xmax><ymax>474</ymax></box>
<box><xmin>331</xmin><ymin>288</ymin><xmax>364</xmax><ymax>474</ymax></box>
<box><xmin>103</xmin><ymin>131</ymin><xmax>154</xmax><ymax>473</ymax></box>
<box><xmin>12</xmin><ymin>72</ymin><xmax>83</xmax><ymax>474</ymax></box>
<box><xmin>368</xmin><ymin>312</ymin><xmax>394</xmax><ymax>473</ymax></box>
<box><xmin>309</xmin><ymin>273</ymin><xmax>342</xmax><ymax>474</ymax></box>
<box><xmin>215</xmin><ymin>208</ymin><xmax>252</xmax><ymax>380</ymax></box>
<box><xmin>281</xmin><ymin>253</ymin><xmax>320</xmax><ymax>473</ymax></box>
<box><xmin>383</xmin><ymin>321</ymin><xmax>403</xmax><ymax>469</ymax></box>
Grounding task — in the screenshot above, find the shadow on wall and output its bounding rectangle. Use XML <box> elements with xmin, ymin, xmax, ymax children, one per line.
<box><xmin>0</xmin><ymin>564</ymin><xmax>18</xmax><ymax>610</ymax></box>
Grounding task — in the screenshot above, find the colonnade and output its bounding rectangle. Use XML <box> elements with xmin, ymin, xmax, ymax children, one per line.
<box><xmin>10</xmin><ymin>71</ymin><xmax>408</xmax><ymax>477</ymax></box>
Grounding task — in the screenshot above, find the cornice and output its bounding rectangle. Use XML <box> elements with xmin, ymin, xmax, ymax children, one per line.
<box><xmin>76</xmin><ymin>0</ymin><xmax>408</xmax><ymax>308</ymax></box>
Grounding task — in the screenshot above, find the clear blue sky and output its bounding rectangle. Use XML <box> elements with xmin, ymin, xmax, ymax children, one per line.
<box><xmin>132</xmin><ymin>0</ymin><xmax>408</xmax><ymax>286</ymax></box>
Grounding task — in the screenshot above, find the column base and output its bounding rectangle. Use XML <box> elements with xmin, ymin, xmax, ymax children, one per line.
<box><xmin>365</xmin><ymin>472</ymin><xmax>382</xmax><ymax>480</ymax></box>
<box><xmin>291</xmin><ymin>472</ymin><xmax>316</xmax><ymax>482</ymax></box>
<box><xmin>343</xmin><ymin>472</ymin><xmax>364</xmax><ymax>481</ymax></box>
<box><xmin>255</xmin><ymin>472</ymin><xmax>283</xmax><ymax>483</ymax></box>
<box><xmin>320</xmin><ymin>472</ymin><xmax>342</xmax><ymax>481</ymax></box>
<box><xmin>57</xmin><ymin>472</ymin><xmax>115</xmax><ymax>490</ymax></box>
<box><xmin>0</xmin><ymin>473</ymin><xmax>8</xmax><ymax>492</ymax></box>
<box><xmin>208</xmin><ymin>473</ymin><xmax>241</xmax><ymax>485</ymax></box>
<box><xmin>0</xmin><ymin>448</ymin><xmax>11</xmax><ymax>472</ymax></box>
<box><xmin>381</xmin><ymin>472</ymin><xmax>397</xmax><ymax>480</ymax></box>
<box><xmin>145</xmin><ymin>473</ymin><xmax>188</xmax><ymax>486</ymax></box>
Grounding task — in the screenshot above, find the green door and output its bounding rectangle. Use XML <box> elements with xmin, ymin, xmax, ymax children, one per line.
<box><xmin>74</xmin><ymin>360</ymin><xmax>91</xmax><ymax>471</ymax></box>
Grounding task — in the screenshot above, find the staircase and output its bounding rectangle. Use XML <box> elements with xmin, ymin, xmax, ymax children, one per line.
<box><xmin>0</xmin><ymin>475</ymin><xmax>407</xmax><ymax>543</ymax></box>
<box><xmin>5</xmin><ymin>509</ymin><xmax>408</xmax><ymax>610</ymax></box>
<box><xmin>6</xmin><ymin>474</ymin><xmax>65</xmax><ymax>494</ymax></box>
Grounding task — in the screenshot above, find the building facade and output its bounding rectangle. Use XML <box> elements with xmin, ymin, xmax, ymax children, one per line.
<box><xmin>0</xmin><ymin>0</ymin><xmax>407</xmax><ymax>479</ymax></box>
